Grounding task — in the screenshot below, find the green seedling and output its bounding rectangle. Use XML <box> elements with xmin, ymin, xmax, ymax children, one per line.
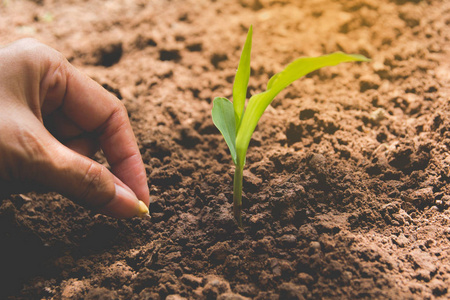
<box><xmin>212</xmin><ymin>26</ymin><xmax>369</xmax><ymax>227</ymax></box>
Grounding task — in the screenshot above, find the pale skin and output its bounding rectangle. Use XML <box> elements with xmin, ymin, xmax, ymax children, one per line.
<box><xmin>0</xmin><ymin>38</ymin><xmax>150</xmax><ymax>218</ymax></box>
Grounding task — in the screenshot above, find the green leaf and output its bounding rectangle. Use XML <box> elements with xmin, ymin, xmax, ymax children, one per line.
<box><xmin>266</xmin><ymin>73</ymin><xmax>280</xmax><ymax>90</ymax></box>
<box><xmin>267</xmin><ymin>52</ymin><xmax>370</xmax><ymax>94</ymax></box>
<box><xmin>212</xmin><ymin>97</ymin><xmax>237</xmax><ymax>165</ymax></box>
<box><xmin>233</xmin><ymin>25</ymin><xmax>253</xmax><ymax>130</ymax></box>
<box><xmin>235</xmin><ymin>52</ymin><xmax>370</xmax><ymax>167</ymax></box>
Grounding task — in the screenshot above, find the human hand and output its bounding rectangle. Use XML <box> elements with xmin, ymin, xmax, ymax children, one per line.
<box><xmin>0</xmin><ymin>38</ymin><xmax>149</xmax><ymax>218</ymax></box>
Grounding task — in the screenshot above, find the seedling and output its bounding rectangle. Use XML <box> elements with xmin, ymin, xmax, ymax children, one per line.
<box><xmin>212</xmin><ymin>26</ymin><xmax>369</xmax><ymax>227</ymax></box>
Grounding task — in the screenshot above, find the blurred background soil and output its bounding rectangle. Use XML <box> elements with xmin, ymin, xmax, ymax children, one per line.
<box><xmin>0</xmin><ymin>0</ymin><xmax>449</xmax><ymax>299</ymax></box>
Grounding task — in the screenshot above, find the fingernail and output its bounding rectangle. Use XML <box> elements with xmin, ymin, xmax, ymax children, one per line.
<box><xmin>105</xmin><ymin>184</ymin><xmax>141</xmax><ymax>218</ymax></box>
<box><xmin>115</xmin><ymin>184</ymin><xmax>138</xmax><ymax>203</ymax></box>
<box><xmin>115</xmin><ymin>184</ymin><xmax>149</xmax><ymax>218</ymax></box>
<box><xmin>101</xmin><ymin>184</ymin><xmax>150</xmax><ymax>218</ymax></box>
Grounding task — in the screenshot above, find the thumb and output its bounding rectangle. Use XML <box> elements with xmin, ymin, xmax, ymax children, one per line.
<box><xmin>36</xmin><ymin>139</ymin><xmax>148</xmax><ymax>218</ymax></box>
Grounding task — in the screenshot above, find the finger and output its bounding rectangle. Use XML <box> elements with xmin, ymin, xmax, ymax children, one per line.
<box><xmin>64</xmin><ymin>137</ymin><xmax>99</xmax><ymax>158</ymax></box>
<box><xmin>97</xmin><ymin>105</ymin><xmax>150</xmax><ymax>205</ymax></box>
<box><xmin>112</xmin><ymin>175</ymin><xmax>136</xmax><ymax>198</ymax></box>
<box><xmin>40</xmin><ymin>56</ymin><xmax>149</xmax><ymax>205</ymax></box>
<box><xmin>33</xmin><ymin>127</ymin><xmax>145</xmax><ymax>218</ymax></box>
<box><xmin>44</xmin><ymin>110</ymin><xmax>84</xmax><ymax>140</ymax></box>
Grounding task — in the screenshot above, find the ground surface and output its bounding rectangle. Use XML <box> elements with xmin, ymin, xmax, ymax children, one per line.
<box><xmin>1</xmin><ymin>0</ymin><xmax>450</xmax><ymax>299</ymax></box>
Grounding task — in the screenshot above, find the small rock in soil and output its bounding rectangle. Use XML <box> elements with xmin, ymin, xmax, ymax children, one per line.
<box><xmin>309</xmin><ymin>241</ymin><xmax>321</xmax><ymax>252</ymax></box>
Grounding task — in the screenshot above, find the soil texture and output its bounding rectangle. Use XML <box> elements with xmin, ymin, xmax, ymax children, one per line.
<box><xmin>1</xmin><ymin>0</ymin><xmax>450</xmax><ymax>299</ymax></box>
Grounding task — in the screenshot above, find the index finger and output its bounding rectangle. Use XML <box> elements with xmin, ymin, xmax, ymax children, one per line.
<box><xmin>41</xmin><ymin>53</ymin><xmax>149</xmax><ymax>204</ymax></box>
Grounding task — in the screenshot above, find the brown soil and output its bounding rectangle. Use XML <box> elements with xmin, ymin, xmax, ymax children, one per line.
<box><xmin>1</xmin><ymin>0</ymin><xmax>450</xmax><ymax>299</ymax></box>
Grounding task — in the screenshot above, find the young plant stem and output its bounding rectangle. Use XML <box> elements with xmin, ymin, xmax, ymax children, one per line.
<box><xmin>233</xmin><ymin>164</ymin><xmax>244</xmax><ymax>227</ymax></box>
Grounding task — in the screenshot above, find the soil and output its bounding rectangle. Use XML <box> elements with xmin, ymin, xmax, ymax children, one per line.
<box><xmin>1</xmin><ymin>0</ymin><xmax>450</xmax><ymax>299</ymax></box>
